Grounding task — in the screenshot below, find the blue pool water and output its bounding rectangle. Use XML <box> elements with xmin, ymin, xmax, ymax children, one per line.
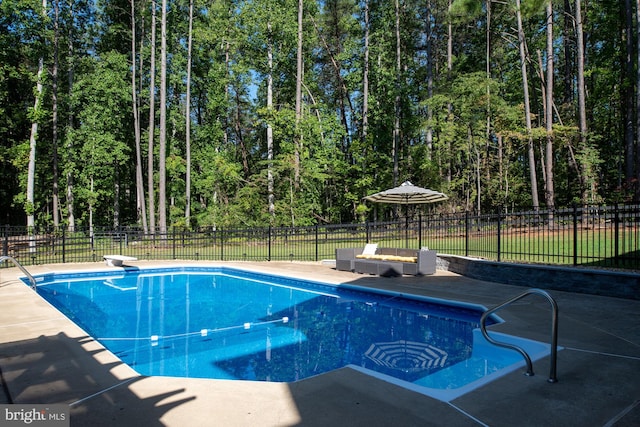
<box><xmin>30</xmin><ymin>266</ymin><xmax>551</xmax><ymax>401</ymax></box>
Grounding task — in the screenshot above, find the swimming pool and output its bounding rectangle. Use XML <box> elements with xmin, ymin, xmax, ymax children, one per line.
<box><xmin>29</xmin><ymin>266</ymin><xmax>551</xmax><ymax>401</ymax></box>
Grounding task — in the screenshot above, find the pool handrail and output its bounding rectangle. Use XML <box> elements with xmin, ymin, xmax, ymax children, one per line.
<box><xmin>0</xmin><ymin>255</ymin><xmax>37</xmax><ymax>290</ymax></box>
<box><xmin>480</xmin><ymin>288</ymin><xmax>559</xmax><ymax>383</ymax></box>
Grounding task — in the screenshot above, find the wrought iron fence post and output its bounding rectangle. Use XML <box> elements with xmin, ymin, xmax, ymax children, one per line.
<box><xmin>172</xmin><ymin>227</ymin><xmax>176</xmax><ymax>259</ymax></box>
<box><xmin>315</xmin><ymin>224</ymin><xmax>319</xmax><ymax>261</ymax></box>
<box><xmin>418</xmin><ymin>213</ymin><xmax>422</xmax><ymax>249</ymax></box>
<box><xmin>614</xmin><ymin>204</ymin><xmax>620</xmax><ymax>266</ymax></box>
<box><xmin>365</xmin><ymin>221</ymin><xmax>370</xmax><ymax>243</ymax></box>
<box><xmin>62</xmin><ymin>227</ymin><xmax>66</xmax><ymax>264</ymax></box>
<box><xmin>220</xmin><ymin>227</ymin><xmax>224</xmax><ymax>261</ymax></box>
<box><xmin>496</xmin><ymin>207</ymin><xmax>502</xmax><ymax>262</ymax></box>
<box><xmin>268</xmin><ymin>226</ymin><xmax>272</xmax><ymax>262</ymax></box>
<box><xmin>465</xmin><ymin>211</ymin><xmax>470</xmax><ymax>257</ymax></box>
<box><xmin>119</xmin><ymin>226</ymin><xmax>124</xmax><ymax>254</ymax></box>
<box><xmin>573</xmin><ymin>204</ymin><xmax>578</xmax><ymax>266</ymax></box>
<box><xmin>2</xmin><ymin>225</ymin><xmax>7</xmax><ymax>257</ymax></box>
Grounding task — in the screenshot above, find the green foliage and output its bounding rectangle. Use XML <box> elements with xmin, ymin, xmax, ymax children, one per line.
<box><xmin>449</xmin><ymin>0</ymin><xmax>483</xmax><ymax>21</ymax></box>
<box><xmin>68</xmin><ymin>51</ymin><xmax>133</xmax><ymax>226</ymax></box>
<box><xmin>0</xmin><ymin>0</ymin><xmax>637</xmax><ymax>227</ymax></box>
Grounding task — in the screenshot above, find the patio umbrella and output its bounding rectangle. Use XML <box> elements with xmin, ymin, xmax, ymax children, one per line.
<box><xmin>364</xmin><ymin>340</ymin><xmax>448</xmax><ymax>373</ymax></box>
<box><xmin>363</xmin><ymin>181</ymin><xmax>448</xmax><ymax>205</ymax></box>
<box><xmin>363</xmin><ymin>181</ymin><xmax>448</xmax><ymax>246</ymax></box>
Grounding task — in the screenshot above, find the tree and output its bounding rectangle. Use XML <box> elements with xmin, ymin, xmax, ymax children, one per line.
<box><xmin>574</xmin><ymin>0</ymin><xmax>590</xmax><ymax>203</ymax></box>
<box><xmin>52</xmin><ymin>0</ymin><xmax>60</xmax><ymax>226</ymax></box>
<box><xmin>70</xmin><ymin>52</ymin><xmax>132</xmax><ymax>228</ymax></box>
<box><xmin>544</xmin><ymin>0</ymin><xmax>554</xmax><ymax>210</ymax></box>
<box><xmin>267</xmin><ymin>20</ymin><xmax>275</xmax><ymax>221</ymax></box>
<box><xmin>185</xmin><ymin>0</ymin><xmax>193</xmax><ymax>225</ymax></box>
<box><xmin>515</xmin><ymin>0</ymin><xmax>539</xmax><ymax>209</ymax></box>
<box><xmin>294</xmin><ymin>0</ymin><xmax>303</xmax><ymax>188</ymax></box>
<box><xmin>158</xmin><ymin>0</ymin><xmax>168</xmax><ymax>235</ymax></box>
<box><xmin>26</xmin><ymin>0</ymin><xmax>48</xmax><ymax>235</ymax></box>
<box><xmin>148</xmin><ymin>0</ymin><xmax>157</xmax><ymax>234</ymax></box>
<box><xmin>637</xmin><ymin>0</ymin><xmax>640</xmax><ymax>194</ymax></box>
<box><xmin>131</xmin><ymin>0</ymin><xmax>148</xmax><ymax>233</ymax></box>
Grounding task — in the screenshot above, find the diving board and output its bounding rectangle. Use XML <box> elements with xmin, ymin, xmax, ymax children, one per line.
<box><xmin>103</xmin><ymin>254</ymin><xmax>138</xmax><ymax>267</ymax></box>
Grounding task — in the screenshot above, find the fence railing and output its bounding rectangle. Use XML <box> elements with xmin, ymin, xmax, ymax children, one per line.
<box><xmin>2</xmin><ymin>204</ymin><xmax>640</xmax><ymax>270</ymax></box>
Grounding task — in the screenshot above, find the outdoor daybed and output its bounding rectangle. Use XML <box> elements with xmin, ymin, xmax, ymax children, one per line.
<box><xmin>335</xmin><ymin>244</ymin><xmax>437</xmax><ymax>276</ymax></box>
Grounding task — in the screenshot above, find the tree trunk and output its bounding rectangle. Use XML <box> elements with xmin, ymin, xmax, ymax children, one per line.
<box><xmin>113</xmin><ymin>165</ymin><xmax>120</xmax><ymax>228</ymax></box>
<box><xmin>425</xmin><ymin>0</ymin><xmax>433</xmax><ymax>158</ymax></box>
<box><xmin>485</xmin><ymin>0</ymin><xmax>491</xmax><ymax>161</ymax></box>
<box><xmin>148</xmin><ymin>0</ymin><xmax>157</xmax><ymax>235</ymax></box>
<box><xmin>362</xmin><ymin>0</ymin><xmax>370</xmax><ymax>146</ymax></box>
<box><xmin>158</xmin><ymin>0</ymin><xmax>168</xmax><ymax>235</ymax></box>
<box><xmin>66</xmin><ymin>0</ymin><xmax>75</xmax><ymax>231</ymax></box>
<box><xmin>185</xmin><ymin>0</ymin><xmax>193</xmax><ymax>225</ymax></box>
<box><xmin>545</xmin><ymin>1</ymin><xmax>555</xmax><ymax>210</ymax></box>
<box><xmin>446</xmin><ymin>0</ymin><xmax>453</xmax><ymax>185</ymax></box>
<box><xmin>563</xmin><ymin>0</ymin><xmax>574</xmax><ymax>105</ymax></box>
<box><xmin>636</xmin><ymin>0</ymin><xmax>640</xmax><ymax>195</ymax></box>
<box><xmin>294</xmin><ymin>0</ymin><xmax>303</xmax><ymax>188</ymax></box>
<box><xmin>623</xmin><ymin>0</ymin><xmax>634</xmax><ymax>189</ymax></box>
<box><xmin>516</xmin><ymin>0</ymin><xmax>539</xmax><ymax>209</ymax></box>
<box><xmin>267</xmin><ymin>22</ymin><xmax>275</xmax><ymax>220</ymax></box>
<box><xmin>132</xmin><ymin>0</ymin><xmax>148</xmax><ymax>234</ymax></box>
<box><xmin>575</xmin><ymin>0</ymin><xmax>588</xmax><ymax>202</ymax></box>
<box><xmin>52</xmin><ymin>0</ymin><xmax>60</xmax><ymax>227</ymax></box>
<box><xmin>393</xmin><ymin>0</ymin><xmax>401</xmax><ymax>186</ymax></box>
<box><xmin>27</xmin><ymin>0</ymin><xmax>47</xmax><ymax>234</ymax></box>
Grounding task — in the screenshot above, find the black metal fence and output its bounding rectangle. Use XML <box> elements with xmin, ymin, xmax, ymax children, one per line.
<box><xmin>2</xmin><ymin>204</ymin><xmax>640</xmax><ymax>270</ymax></box>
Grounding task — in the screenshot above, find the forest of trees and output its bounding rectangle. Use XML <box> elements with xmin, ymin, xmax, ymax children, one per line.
<box><xmin>2</xmin><ymin>0</ymin><xmax>640</xmax><ymax>231</ymax></box>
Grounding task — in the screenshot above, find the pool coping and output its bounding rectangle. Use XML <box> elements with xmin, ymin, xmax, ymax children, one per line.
<box><xmin>2</xmin><ymin>260</ymin><xmax>640</xmax><ymax>426</ymax></box>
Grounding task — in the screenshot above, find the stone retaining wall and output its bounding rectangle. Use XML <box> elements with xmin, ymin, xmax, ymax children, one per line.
<box><xmin>437</xmin><ymin>254</ymin><xmax>640</xmax><ymax>300</ymax></box>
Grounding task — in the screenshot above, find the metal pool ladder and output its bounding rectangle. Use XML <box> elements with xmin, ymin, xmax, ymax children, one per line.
<box><xmin>480</xmin><ymin>288</ymin><xmax>558</xmax><ymax>383</ymax></box>
<box><xmin>1</xmin><ymin>255</ymin><xmax>37</xmax><ymax>290</ymax></box>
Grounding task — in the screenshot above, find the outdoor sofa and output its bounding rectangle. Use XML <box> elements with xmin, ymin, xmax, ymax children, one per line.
<box><xmin>335</xmin><ymin>244</ymin><xmax>437</xmax><ymax>276</ymax></box>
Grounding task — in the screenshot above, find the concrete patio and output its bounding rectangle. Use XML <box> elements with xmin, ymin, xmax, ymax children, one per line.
<box><xmin>1</xmin><ymin>260</ymin><xmax>640</xmax><ymax>426</ymax></box>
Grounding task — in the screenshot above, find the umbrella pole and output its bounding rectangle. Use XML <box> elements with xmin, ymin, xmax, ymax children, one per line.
<box><xmin>405</xmin><ymin>203</ymin><xmax>409</xmax><ymax>248</ymax></box>
<box><xmin>405</xmin><ymin>214</ymin><xmax>409</xmax><ymax>248</ymax></box>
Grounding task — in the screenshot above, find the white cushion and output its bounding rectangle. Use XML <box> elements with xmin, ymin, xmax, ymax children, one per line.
<box><xmin>362</xmin><ymin>243</ymin><xmax>378</xmax><ymax>255</ymax></box>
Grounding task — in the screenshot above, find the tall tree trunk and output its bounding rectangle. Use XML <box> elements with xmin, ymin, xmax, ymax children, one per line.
<box><xmin>185</xmin><ymin>0</ymin><xmax>193</xmax><ymax>225</ymax></box>
<box><xmin>52</xmin><ymin>0</ymin><xmax>60</xmax><ymax>226</ymax></box>
<box><xmin>545</xmin><ymin>1</ymin><xmax>555</xmax><ymax>210</ymax></box>
<box><xmin>362</xmin><ymin>0</ymin><xmax>369</xmax><ymax>144</ymax></box>
<box><xmin>575</xmin><ymin>0</ymin><xmax>588</xmax><ymax>202</ymax></box>
<box><xmin>66</xmin><ymin>0</ymin><xmax>75</xmax><ymax>231</ymax></box>
<box><xmin>267</xmin><ymin>22</ymin><xmax>275</xmax><ymax>220</ymax></box>
<box><xmin>132</xmin><ymin>0</ymin><xmax>148</xmax><ymax>234</ymax></box>
<box><xmin>485</xmin><ymin>0</ymin><xmax>491</xmax><ymax>137</ymax></box>
<box><xmin>482</xmin><ymin>0</ymin><xmax>491</xmax><ymax>215</ymax></box>
<box><xmin>27</xmin><ymin>0</ymin><xmax>47</xmax><ymax>235</ymax></box>
<box><xmin>113</xmin><ymin>165</ymin><xmax>120</xmax><ymax>228</ymax></box>
<box><xmin>446</xmin><ymin>0</ymin><xmax>453</xmax><ymax>185</ymax></box>
<box><xmin>563</xmin><ymin>0</ymin><xmax>574</xmax><ymax>105</ymax></box>
<box><xmin>392</xmin><ymin>0</ymin><xmax>401</xmax><ymax>186</ymax></box>
<box><xmin>425</xmin><ymin>0</ymin><xmax>433</xmax><ymax>158</ymax></box>
<box><xmin>294</xmin><ymin>0</ymin><xmax>303</xmax><ymax>188</ymax></box>
<box><xmin>624</xmin><ymin>0</ymin><xmax>634</xmax><ymax>189</ymax></box>
<box><xmin>636</xmin><ymin>0</ymin><xmax>640</xmax><ymax>196</ymax></box>
<box><xmin>158</xmin><ymin>0</ymin><xmax>168</xmax><ymax>235</ymax></box>
<box><xmin>148</xmin><ymin>0</ymin><xmax>157</xmax><ymax>235</ymax></box>
<box><xmin>516</xmin><ymin>0</ymin><xmax>539</xmax><ymax>209</ymax></box>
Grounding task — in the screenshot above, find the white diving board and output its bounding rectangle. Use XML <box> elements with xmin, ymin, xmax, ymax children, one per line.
<box><xmin>103</xmin><ymin>254</ymin><xmax>138</xmax><ymax>267</ymax></box>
